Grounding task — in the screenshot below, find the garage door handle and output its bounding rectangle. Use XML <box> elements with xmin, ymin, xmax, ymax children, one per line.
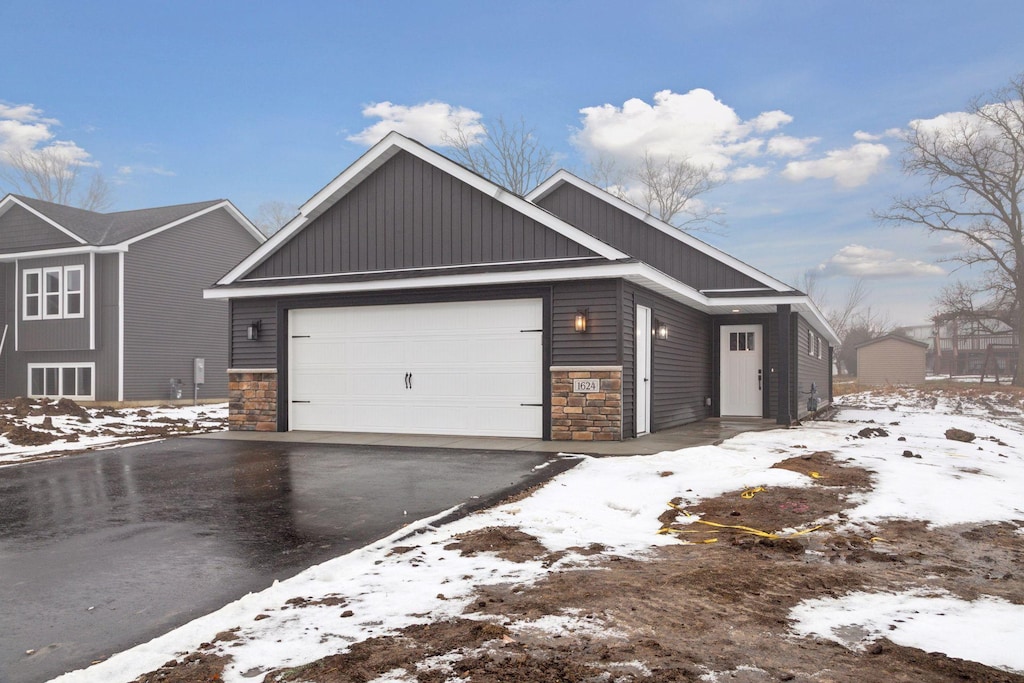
<box><xmin>520</xmin><ymin>403</ymin><xmax>542</xmax><ymax>407</ymax></box>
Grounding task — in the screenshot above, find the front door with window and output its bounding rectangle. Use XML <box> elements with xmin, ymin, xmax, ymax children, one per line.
<box><xmin>720</xmin><ymin>324</ymin><xmax>763</xmax><ymax>416</ymax></box>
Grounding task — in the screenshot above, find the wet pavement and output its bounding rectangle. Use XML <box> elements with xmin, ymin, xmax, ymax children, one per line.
<box><xmin>0</xmin><ymin>440</ymin><xmax>576</xmax><ymax>683</ymax></box>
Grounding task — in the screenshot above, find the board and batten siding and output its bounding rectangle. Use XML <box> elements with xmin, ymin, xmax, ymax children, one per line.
<box><xmin>535</xmin><ymin>183</ymin><xmax>765</xmax><ymax>291</ymax></box>
<box><xmin>857</xmin><ymin>337</ymin><xmax>926</xmax><ymax>386</ymax></box>
<box><xmin>794</xmin><ymin>315</ymin><xmax>831</xmax><ymax>416</ymax></box>
<box><xmin>245</xmin><ymin>151</ymin><xmax>598</xmax><ymax>280</ymax></box>
<box><xmin>623</xmin><ymin>283</ymin><xmax>711</xmax><ymax>436</ymax></box>
<box><xmin>123</xmin><ymin>208</ymin><xmax>261</xmax><ymax>400</ymax></box>
<box><xmin>0</xmin><ymin>204</ymin><xmax>81</xmax><ymax>254</ymax></box>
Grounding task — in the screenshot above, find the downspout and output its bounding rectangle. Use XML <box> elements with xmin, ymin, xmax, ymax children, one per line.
<box><xmin>0</xmin><ymin>323</ymin><xmax>7</xmax><ymax>357</ymax></box>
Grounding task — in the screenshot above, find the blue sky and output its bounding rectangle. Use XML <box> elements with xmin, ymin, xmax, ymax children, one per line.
<box><xmin>4</xmin><ymin>1</ymin><xmax>1024</xmax><ymax>326</ymax></box>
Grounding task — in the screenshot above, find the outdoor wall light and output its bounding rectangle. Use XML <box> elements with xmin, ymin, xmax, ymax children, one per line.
<box><xmin>656</xmin><ymin>320</ymin><xmax>669</xmax><ymax>340</ymax></box>
<box><xmin>574</xmin><ymin>309</ymin><xmax>588</xmax><ymax>333</ymax></box>
<box><xmin>247</xmin><ymin>320</ymin><xmax>261</xmax><ymax>341</ymax></box>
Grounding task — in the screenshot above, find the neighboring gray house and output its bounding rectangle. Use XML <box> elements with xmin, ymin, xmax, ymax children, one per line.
<box><xmin>206</xmin><ymin>132</ymin><xmax>836</xmax><ymax>440</ymax></box>
<box><xmin>0</xmin><ymin>194</ymin><xmax>265</xmax><ymax>402</ymax></box>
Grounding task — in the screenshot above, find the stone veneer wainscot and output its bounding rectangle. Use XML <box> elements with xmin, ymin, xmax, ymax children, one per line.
<box><xmin>228</xmin><ymin>369</ymin><xmax>278</xmax><ymax>431</ymax></box>
<box><xmin>550</xmin><ymin>366</ymin><xmax>623</xmax><ymax>441</ymax></box>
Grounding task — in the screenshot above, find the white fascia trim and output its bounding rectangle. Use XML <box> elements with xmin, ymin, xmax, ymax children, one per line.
<box><xmin>0</xmin><ymin>244</ymin><xmax>126</xmax><ymax>262</ymax></box>
<box><xmin>0</xmin><ymin>195</ymin><xmax>88</xmax><ymax>245</ymax></box>
<box><xmin>216</xmin><ymin>132</ymin><xmax>628</xmax><ymax>286</ymax></box>
<box><xmin>239</xmin><ymin>256</ymin><xmax>603</xmax><ymax>283</ymax></box>
<box><xmin>709</xmin><ymin>295</ymin><xmax>839</xmax><ymax>345</ymax></box>
<box><xmin>120</xmin><ymin>200</ymin><xmax>262</xmax><ymax>247</ymax></box>
<box><xmin>118</xmin><ymin>252</ymin><xmax>125</xmax><ymax>402</ymax></box>
<box><xmin>526</xmin><ymin>170</ymin><xmax>794</xmax><ymax>292</ymax></box>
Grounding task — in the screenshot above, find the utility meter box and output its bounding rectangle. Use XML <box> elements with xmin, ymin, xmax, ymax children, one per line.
<box><xmin>193</xmin><ymin>358</ymin><xmax>205</xmax><ymax>385</ymax></box>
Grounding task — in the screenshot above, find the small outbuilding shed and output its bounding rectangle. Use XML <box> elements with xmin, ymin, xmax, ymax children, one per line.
<box><xmin>856</xmin><ymin>335</ymin><xmax>928</xmax><ymax>386</ymax></box>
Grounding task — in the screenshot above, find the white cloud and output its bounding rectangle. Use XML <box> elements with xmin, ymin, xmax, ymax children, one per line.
<box><xmin>814</xmin><ymin>244</ymin><xmax>945</xmax><ymax>278</ymax></box>
<box><xmin>0</xmin><ymin>101</ymin><xmax>92</xmax><ymax>166</ymax></box>
<box><xmin>853</xmin><ymin>128</ymin><xmax>902</xmax><ymax>142</ymax></box>
<box><xmin>782</xmin><ymin>142</ymin><xmax>890</xmax><ymax>188</ymax></box>
<box><xmin>573</xmin><ymin>89</ymin><xmax>799</xmax><ymax>171</ymax></box>
<box><xmin>731</xmin><ymin>164</ymin><xmax>770</xmax><ymax>182</ymax></box>
<box><xmin>766</xmin><ymin>134</ymin><xmax>819</xmax><ymax>157</ymax></box>
<box><xmin>348</xmin><ymin>101</ymin><xmax>485</xmax><ymax>147</ymax></box>
<box><xmin>117</xmin><ymin>164</ymin><xmax>176</xmax><ymax>177</ymax></box>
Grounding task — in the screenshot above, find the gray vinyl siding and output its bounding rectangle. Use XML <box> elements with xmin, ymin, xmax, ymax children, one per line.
<box><xmin>794</xmin><ymin>315</ymin><xmax>831</xmax><ymax>416</ymax></box>
<box><xmin>123</xmin><ymin>208</ymin><xmax>261</xmax><ymax>400</ymax></box>
<box><xmin>15</xmin><ymin>255</ymin><xmax>91</xmax><ymax>352</ymax></box>
<box><xmin>93</xmin><ymin>254</ymin><xmax>120</xmax><ymax>400</ymax></box>
<box><xmin>0</xmin><ymin>204</ymin><xmax>80</xmax><ymax>253</ymax></box>
<box><xmin>550</xmin><ymin>280</ymin><xmax>620</xmax><ymax>366</ymax></box>
<box><xmin>230</xmin><ymin>298</ymin><xmax>278</xmax><ymax>368</ymax></box>
<box><xmin>0</xmin><ymin>262</ymin><xmax>7</xmax><ymax>395</ymax></box>
<box><xmin>624</xmin><ymin>283</ymin><xmax>711</xmax><ymax>435</ymax></box>
<box><xmin>536</xmin><ymin>184</ymin><xmax>766</xmax><ymax>291</ymax></box>
<box><xmin>246</xmin><ymin>151</ymin><xmax>598</xmax><ymax>280</ymax></box>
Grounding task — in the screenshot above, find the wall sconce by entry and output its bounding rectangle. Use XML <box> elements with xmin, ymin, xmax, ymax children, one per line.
<box><xmin>247</xmin><ymin>320</ymin><xmax>261</xmax><ymax>341</ymax></box>
<box><xmin>655</xmin><ymin>320</ymin><xmax>668</xmax><ymax>340</ymax></box>
<box><xmin>574</xmin><ymin>309</ymin><xmax>589</xmax><ymax>333</ymax></box>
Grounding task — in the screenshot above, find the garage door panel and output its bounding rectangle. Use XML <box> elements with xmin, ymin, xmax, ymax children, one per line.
<box><xmin>289</xmin><ymin>300</ymin><xmax>543</xmax><ymax>437</ymax></box>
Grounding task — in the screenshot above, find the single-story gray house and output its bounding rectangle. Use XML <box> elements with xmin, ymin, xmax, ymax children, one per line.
<box><xmin>856</xmin><ymin>334</ymin><xmax>928</xmax><ymax>386</ymax></box>
<box><xmin>0</xmin><ymin>194</ymin><xmax>266</xmax><ymax>402</ymax></box>
<box><xmin>205</xmin><ymin>132</ymin><xmax>836</xmax><ymax>440</ymax></box>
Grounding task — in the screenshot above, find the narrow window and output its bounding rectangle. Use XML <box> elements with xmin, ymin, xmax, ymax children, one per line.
<box><xmin>815</xmin><ymin>335</ymin><xmax>821</xmax><ymax>359</ymax></box>
<box><xmin>807</xmin><ymin>329</ymin><xmax>813</xmax><ymax>355</ymax></box>
<box><xmin>30</xmin><ymin>367</ymin><xmax>44</xmax><ymax>395</ymax></box>
<box><xmin>729</xmin><ymin>332</ymin><xmax>738</xmax><ymax>351</ymax></box>
<box><xmin>78</xmin><ymin>367</ymin><xmax>93</xmax><ymax>396</ymax></box>
<box><xmin>746</xmin><ymin>332</ymin><xmax>755</xmax><ymax>351</ymax></box>
<box><xmin>44</xmin><ymin>367</ymin><xmax>59</xmax><ymax>395</ymax></box>
<box><xmin>23</xmin><ymin>269</ymin><xmax>41</xmax><ymax>320</ymax></box>
<box><xmin>43</xmin><ymin>267</ymin><xmax>62</xmax><ymax>318</ymax></box>
<box><xmin>64</xmin><ymin>265</ymin><xmax>84</xmax><ymax>318</ymax></box>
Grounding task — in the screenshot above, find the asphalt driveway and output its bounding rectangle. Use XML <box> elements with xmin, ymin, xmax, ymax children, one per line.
<box><xmin>0</xmin><ymin>439</ymin><xmax>577</xmax><ymax>683</ymax></box>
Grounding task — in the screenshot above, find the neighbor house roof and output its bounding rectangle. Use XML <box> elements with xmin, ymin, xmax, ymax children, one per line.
<box><xmin>856</xmin><ymin>334</ymin><xmax>930</xmax><ymax>350</ymax></box>
<box><xmin>0</xmin><ymin>194</ymin><xmax>265</xmax><ymax>248</ymax></box>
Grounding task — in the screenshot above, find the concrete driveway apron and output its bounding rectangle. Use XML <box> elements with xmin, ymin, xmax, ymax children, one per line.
<box><xmin>0</xmin><ymin>438</ymin><xmax>577</xmax><ymax>683</ymax></box>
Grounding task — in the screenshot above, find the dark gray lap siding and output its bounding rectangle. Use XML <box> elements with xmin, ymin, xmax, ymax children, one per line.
<box><xmin>623</xmin><ymin>283</ymin><xmax>711</xmax><ymax>436</ymax></box>
<box><xmin>794</xmin><ymin>315</ymin><xmax>831</xmax><ymax>417</ymax></box>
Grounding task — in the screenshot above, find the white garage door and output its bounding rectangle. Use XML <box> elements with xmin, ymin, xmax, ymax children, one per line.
<box><xmin>288</xmin><ymin>299</ymin><xmax>543</xmax><ymax>437</ymax></box>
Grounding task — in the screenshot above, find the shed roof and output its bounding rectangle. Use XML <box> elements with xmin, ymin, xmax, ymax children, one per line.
<box><xmin>855</xmin><ymin>334</ymin><xmax>930</xmax><ymax>350</ymax></box>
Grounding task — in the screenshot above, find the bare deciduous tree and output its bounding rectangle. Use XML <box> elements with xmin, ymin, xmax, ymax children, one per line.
<box><xmin>585</xmin><ymin>150</ymin><xmax>724</xmax><ymax>234</ymax></box>
<box><xmin>801</xmin><ymin>273</ymin><xmax>890</xmax><ymax>374</ymax></box>
<box><xmin>442</xmin><ymin>116</ymin><xmax>555</xmax><ymax>196</ymax></box>
<box><xmin>877</xmin><ymin>73</ymin><xmax>1024</xmax><ymax>384</ymax></box>
<box><xmin>254</xmin><ymin>200</ymin><xmax>298</xmax><ymax>236</ymax></box>
<box><xmin>0</xmin><ymin>147</ymin><xmax>113</xmax><ymax>210</ymax></box>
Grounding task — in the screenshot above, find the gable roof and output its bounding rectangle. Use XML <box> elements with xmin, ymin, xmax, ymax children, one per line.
<box><xmin>856</xmin><ymin>334</ymin><xmax>930</xmax><ymax>350</ymax></box>
<box><xmin>0</xmin><ymin>194</ymin><xmax>265</xmax><ymax>248</ymax></box>
<box><xmin>216</xmin><ymin>132</ymin><xmax>628</xmax><ymax>285</ymax></box>
<box><xmin>526</xmin><ymin>170</ymin><xmax>795</xmax><ymax>293</ymax></box>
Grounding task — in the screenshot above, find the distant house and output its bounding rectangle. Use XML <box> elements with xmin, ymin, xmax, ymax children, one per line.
<box><xmin>0</xmin><ymin>195</ymin><xmax>265</xmax><ymax>402</ymax></box>
<box><xmin>205</xmin><ymin>132</ymin><xmax>837</xmax><ymax>440</ymax></box>
<box><xmin>856</xmin><ymin>335</ymin><xmax>928</xmax><ymax>386</ymax></box>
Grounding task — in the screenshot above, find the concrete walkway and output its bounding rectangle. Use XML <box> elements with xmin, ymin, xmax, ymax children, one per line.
<box><xmin>194</xmin><ymin>418</ymin><xmax>781</xmax><ymax>455</ymax></box>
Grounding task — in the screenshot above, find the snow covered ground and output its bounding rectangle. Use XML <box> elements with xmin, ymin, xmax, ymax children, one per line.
<box><xmin>32</xmin><ymin>388</ymin><xmax>1024</xmax><ymax>680</ymax></box>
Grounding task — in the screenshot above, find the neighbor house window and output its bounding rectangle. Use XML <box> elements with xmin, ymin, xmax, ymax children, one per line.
<box><xmin>23</xmin><ymin>269</ymin><xmax>41</xmax><ymax>320</ymax></box>
<box><xmin>22</xmin><ymin>265</ymin><xmax>86</xmax><ymax>320</ymax></box>
<box><xmin>28</xmin><ymin>363</ymin><xmax>94</xmax><ymax>400</ymax></box>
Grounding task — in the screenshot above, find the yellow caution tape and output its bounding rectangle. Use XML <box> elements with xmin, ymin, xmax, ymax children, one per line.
<box><xmin>809</xmin><ymin>471</ymin><xmax>822</xmax><ymax>479</ymax></box>
<box><xmin>741</xmin><ymin>486</ymin><xmax>767</xmax><ymax>499</ymax></box>
<box><xmin>658</xmin><ymin>520</ymin><xmax>824</xmax><ymax>540</ymax></box>
<box><xmin>869</xmin><ymin>537</ymin><xmax>889</xmax><ymax>543</ymax></box>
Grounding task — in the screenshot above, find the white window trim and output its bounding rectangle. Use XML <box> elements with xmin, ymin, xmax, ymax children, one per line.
<box><xmin>64</xmin><ymin>264</ymin><xmax>85</xmax><ymax>319</ymax></box>
<box><xmin>22</xmin><ymin>268</ymin><xmax>41</xmax><ymax>321</ymax></box>
<box><xmin>27</xmin><ymin>362</ymin><xmax>96</xmax><ymax>401</ymax></box>
<box><xmin>817</xmin><ymin>336</ymin><xmax>823</xmax><ymax>359</ymax></box>
<box><xmin>42</xmin><ymin>266</ymin><xmax>63</xmax><ymax>319</ymax></box>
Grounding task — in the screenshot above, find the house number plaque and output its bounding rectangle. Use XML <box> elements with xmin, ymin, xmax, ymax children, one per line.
<box><xmin>572</xmin><ymin>378</ymin><xmax>600</xmax><ymax>392</ymax></box>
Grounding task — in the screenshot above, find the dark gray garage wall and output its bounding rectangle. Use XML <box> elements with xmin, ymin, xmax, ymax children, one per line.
<box><xmin>230</xmin><ymin>299</ymin><xmax>277</xmax><ymax>368</ymax></box>
<box><xmin>534</xmin><ymin>183</ymin><xmax>765</xmax><ymax>291</ymax></box>
<box><xmin>245</xmin><ymin>151</ymin><xmax>598</xmax><ymax>280</ymax></box>
<box><xmin>623</xmin><ymin>284</ymin><xmax>711</xmax><ymax>437</ymax></box>
<box><xmin>550</xmin><ymin>280</ymin><xmax>620</xmax><ymax>366</ymax></box>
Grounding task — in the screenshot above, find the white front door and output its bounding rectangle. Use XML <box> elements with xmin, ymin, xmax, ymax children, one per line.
<box><xmin>288</xmin><ymin>299</ymin><xmax>543</xmax><ymax>437</ymax></box>
<box><xmin>636</xmin><ymin>305</ymin><xmax>652</xmax><ymax>435</ymax></box>
<box><xmin>720</xmin><ymin>324</ymin><xmax>763</xmax><ymax>417</ymax></box>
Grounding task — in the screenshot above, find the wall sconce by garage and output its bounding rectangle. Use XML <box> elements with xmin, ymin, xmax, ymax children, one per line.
<box><xmin>246</xmin><ymin>320</ymin><xmax>261</xmax><ymax>341</ymax></box>
<box><xmin>574</xmin><ymin>309</ymin><xmax>589</xmax><ymax>333</ymax></box>
<box><xmin>655</xmin><ymin>320</ymin><xmax>668</xmax><ymax>340</ymax></box>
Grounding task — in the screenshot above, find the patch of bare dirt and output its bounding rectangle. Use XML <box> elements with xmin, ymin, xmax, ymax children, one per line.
<box><xmin>445</xmin><ymin>526</ymin><xmax>550</xmax><ymax>563</ymax></box>
<box><xmin>132</xmin><ymin>652</ymin><xmax>230</xmax><ymax>683</ymax></box>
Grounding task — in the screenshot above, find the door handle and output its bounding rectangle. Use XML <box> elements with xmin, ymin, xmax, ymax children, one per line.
<box><xmin>757</xmin><ymin>369</ymin><xmax>762</xmax><ymax>391</ymax></box>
